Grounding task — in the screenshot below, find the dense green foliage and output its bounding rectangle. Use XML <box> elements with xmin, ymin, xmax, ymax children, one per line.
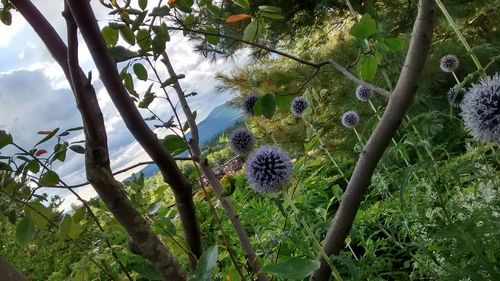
<box><xmin>1</xmin><ymin>0</ymin><xmax>499</xmax><ymax>280</ymax></box>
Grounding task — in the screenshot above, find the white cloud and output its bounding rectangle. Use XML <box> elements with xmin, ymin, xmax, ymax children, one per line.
<box><xmin>1</xmin><ymin>2</ymin><xmax>249</xmax><ymax>211</ymax></box>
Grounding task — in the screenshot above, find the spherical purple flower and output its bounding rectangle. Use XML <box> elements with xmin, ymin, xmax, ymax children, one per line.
<box><xmin>440</xmin><ymin>54</ymin><xmax>459</xmax><ymax>73</ymax></box>
<box><xmin>291</xmin><ymin>96</ymin><xmax>308</xmax><ymax>117</ymax></box>
<box><xmin>245</xmin><ymin>145</ymin><xmax>292</xmax><ymax>193</ymax></box>
<box><xmin>355</xmin><ymin>85</ymin><xmax>374</xmax><ymax>101</ymax></box>
<box><xmin>228</xmin><ymin>128</ymin><xmax>255</xmax><ymax>155</ymax></box>
<box><xmin>241</xmin><ymin>95</ymin><xmax>258</xmax><ymax>116</ymax></box>
<box><xmin>447</xmin><ymin>87</ymin><xmax>466</xmax><ymax>108</ymax></box>
<box><xmin>341</xmin><ymin>111</ymin><xmax>360</xmax><ymax>128</ymax></box>
<box><xmin>460</xmin><ymin>73</ymin><xmax>500</xmax><ymax>143</ymax></box>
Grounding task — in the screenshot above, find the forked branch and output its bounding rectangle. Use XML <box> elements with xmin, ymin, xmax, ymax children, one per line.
<box><xmin>310</xmin><ymin>0</ymin><xmax>436</xmax><ymax>280</ymax></box>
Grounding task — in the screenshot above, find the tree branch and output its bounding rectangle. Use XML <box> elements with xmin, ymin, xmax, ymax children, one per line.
<box><xmin>10</xmin><ymin>0</ymin><xmax>188</xmax><ymax>279</ymax></box>
<box><xmin>65</xmin><ymin>0</ymin><xmax>202</xmax><ymax>267</ymax></box>
<box><xmin>159</xmin><ymin>52</ymin><xmax>269</xmax><ymax>281</ymax></box>
<box><xmin>0</xmin><ymin>256</ymin><xmax>28</xmax><ymax>281</ymax></box>
<box><xmin>167</xmin><ymin>26</ymin><xmax>391</xmax><ymax>98</ymax></box>
<box><xmin>310</xmin><ymin>0</ymin><xmax>436</xmax><ymax>280</ymax></box>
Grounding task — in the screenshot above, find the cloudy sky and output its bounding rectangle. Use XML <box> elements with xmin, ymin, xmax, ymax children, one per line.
<box><xmin>0</xmin><ymin>1</ymin><xmax>247</xmax><ymax>210</ymax></box>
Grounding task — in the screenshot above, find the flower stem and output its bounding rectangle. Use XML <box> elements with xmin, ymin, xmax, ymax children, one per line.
<box><xmin>434</xmin><ymin>0</ymin><xmax>484</xmax><ymax>74</ymax></box>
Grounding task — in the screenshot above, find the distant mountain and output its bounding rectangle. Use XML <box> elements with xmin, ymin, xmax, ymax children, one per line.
<box><xmin>136</xmin><ymin>102</ymin><xmax>242</xmax><ymax>178</ymax></box>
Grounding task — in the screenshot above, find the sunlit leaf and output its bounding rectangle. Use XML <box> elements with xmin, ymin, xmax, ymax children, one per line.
<box><xmin>350</xmin><ymin>13</ymin><xmax>377</xmax><ymax>39</ymax></box>
<box><xmin>231</xmin><ymin>0</ymin><xmax>249</xmax><ymax>9</ymax></box>
<box><xmin>58</xmin><ymin>214</ymin><xmax>72</xmax><ymax>240</ymax></box>
<box><xmin>357</xmin><ymin>54</ymin><xmax>379</xmax><ymax>81</ymax></box>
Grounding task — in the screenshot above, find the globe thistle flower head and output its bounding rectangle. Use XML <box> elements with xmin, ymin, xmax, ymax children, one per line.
<box><xmin>447</xmin><ymin>87</ymin><xmax>466</xmax><ymax>108</ymax></box>
<box><xmin>228</xmin><ymin>128</ymin><xmax>255</xmax><ymax>155</ymax></box>
<box><xmin>245</xmin><ymin>145</ymin><xmax>293</xmax><ymax>193</ymax></box>
<box><xmin>440</xmin><ymin>54</ymin><xmax>459</xmax><ymax>73</ymax></box>
<box><xmin>241</xmin><ymin>95</ymin><xmax>258</xmax><ymax>116</ymax></box>
<box><xmin>341</xmin><ymin>111</ymin><xmax>360</xmax><ymax>128</ymax></box>
<box><xmin>291</xmin><ymin>96</ymin><xmax>308</xmax><ymax>117</ymax></box>
<box><xmin>460</xmin><ymin>73</ymin><xmax>500</xmax><ymax>143</ymax></box>
<box><xmin>355</xmin><ymin>85</ymin><xmax>374</xmax><ymax>101</ymax></box>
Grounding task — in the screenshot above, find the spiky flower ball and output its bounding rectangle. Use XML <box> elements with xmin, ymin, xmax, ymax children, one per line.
<box><xmin>241</xmin><ymin>95</ymin><xmax>258</xmax><ymax>116</ymax></box>
<box><xmin>440</xmin><ymin>54</ymin><xmax>459</xmax><ymax>73</ymax></box>
<box><xmin>447</xmin><ymin>87</ymin><xmax>466</xmax><ymax>108</ymax></box>
<box><xmin>228</xmin><ymin>128</ymin><xmax>255</xmax><ymax>155</ymax></box>
<box><xmin>245</xmin><ymin>145</ymin><xmax>292</xmax><ymax>193</ymax></box>
<box><xmin>341</xmin><ymin>111</ymin><xmax>360</xmax><ymax>128</ymax></box>
<box><xmin>355</xmin><ymin>85</ymin><xmax>374</xmax><ymax>101</ymax></box>
<box><xmin>460</xmin><ymin>73</ymin><xmax>500</xmax><ymax>143</ymax></box>
<box><xmin>291</xmin><ymin>96</ymin><xmax>308</xmax><ymax>117</ymax></box>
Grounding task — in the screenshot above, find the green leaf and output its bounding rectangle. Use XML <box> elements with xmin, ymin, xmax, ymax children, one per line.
<box><xmin>205</xmin><ymin>26</ymin><xmax>220</xmax><ymax>44</ymax></box>
<box><xmin>357</xmin><ymin>55</ymin><xmax>379</xmax><ymax>81</ymax></box>
<box><xmin>175</xmin><ymin>0</ymin><xmax>194</xmax><ymax>13</ymax></box>
<box><xmin>139</xmin><ymin>0</ymin><xmax>147</xmax><ymax>10</ymax></box>
<box><xmin>132</xmin><ymin>11</ymin><xmax>148</xmax><ymax>31</ymax></box>
<box><xmin>109</xmin><ymin>46</ymin><xmax>139</xmax><ymax>62</ymax></box>
<box><xmin>184</xmin><ymin>14</ymin><xmax>195</xmax><ymax>29</ymax></box>
<box><xmin>0</xmin><ymin>130</ymin><xmax>13</xmax><ymax>149</ymax></box>
<box><xmin>349</xmin><ymin>13</ymin><xmax>377</xmax><ymax>39</ymax></box>
<box><xmin>0</xmin><ymin>9</ymin><xmax>12</xmax><ymax>26</ymax></box>
<box><xmin>39</xmin><ymin>171</ymin><xmax>60</xmax><ymax>186</ymax></box>
<box><xmin>243</xmin><ymin>19</ymin><xmax>260</xmax><ymax>42</ymax></box>
<box><xmin>258</xmin><ymin>5</ymin><xmax>282</xmax><ymax>13</ymax></box>
<box><xmin>16</xmin><ymin>213</ymin><xmax>35</xmax><ymax>246</ymax></box>
<box><xmin>26</xmin><ymin>160</ymin><xmax>40</xmax><ymax>173</ymax></box>
<box><xmin>231</xmin><ymin>0</ymin><xmax>249</xmax><ymax>9</ymax></box>
<box><xmin>139</xmin><ymin>92</ymin><xmax>156</xmax><ymax>108</ymax></box>
<box><xmin>28</xmin><ymin>202</ymin><xmax>50</xmax><ymax>229</ymax></box>
<box><xmin>136</xmin><ymin>28</ymin><xmax>152</xmax><ymax>51</ymax></box>
<box><xmin>58</xmin><ymin>214</ymin><xmax>72</xmax><ymax>240</ymax></box>
<box><xmin>275</xmin><ymin>94</ymin><xmax>292</xmax><ymax>110</ymax></box>
<box><xmin>69</xmin><ymin>145</ymin><xmax>85</xmax><ymax>154</ymax></box>
<box><xmin>133</xmin><ymin>63</ymin><xmax>148</xmax><ymax>81</ymax></box>
<box><xmin>261</xmin><ymin>92</ymin><xmax>276</xmax><ymax>119</ymax></box>
<box><xmin>53</xmin><ymin>142</ymin><xmax>68</xmax><ymax>162</ymax></box>
<box><xmin>120</xmin><ymin>25</ymin><xmax>136</xmax><ymax>45</ymax></box>
<box><xmin>160</xmin><ymin>74</ymin><xmax>185</xmax><ymax>88</ymax></box>
<box><xmin>72</xmin><ymin>207</ymin><xmax>86</xmax><ymax>223</ymax></box>
<box><xmin>261</xmin><ymin>257</ymin><xmax>320</xmax><ymax>280</ymax></box>
<box><xmin>193</xmin><ymin>246</ymin><xmax>218</xmax><ymax>281</ymax></box>
<box><xmin>260</xmin><ymin>12</ymin><xmax>284</xmax><ymax>20</ymax></box>
<box><xmin>0</xmin><ymin>162</ymin><xmax>12</xmax><ymax>172</ymax></box>
<box><xmin>162</xmin><ymin>135</ymin><xmax>188</xmax><ymax>156</ymax></box>
<box><xmin>382</xmin><ymin>37</ymin><xmax>404</xmax><ymax>52</ymax></box>
<box><xmin>182</xmin><ymin>110</ymin><xmax>197</xmax><ymax>131</ymax></box>
<box><xmin>35</xmin><ymin>128</ymin><xmax>59</xmax><ymax>147</ymax></box>
<box><xmin>122</xmin><ymin>72</ymin><xmax>138</xmax><ymax>97</ymax></box>
<box><xmin>102</xmin><ymin>26</ymin><xmax>119</xmax><ymax>47</ymax></box>
<box><xmin>152</xmin><ymin>23</ymin><xmax>169</xmax><ymax>58</ymax></box>
<box><xmin>130</xmin><ymin>259</ymin><xmax>161</xmax><ymax>280</ymax></box>
<box><xmin>68</xmin><ymin>222</ymin><xmax>81</xmax><ymax>239</ymax></box>
<box><xmin>150</xmin><ymin>5</ymin><xmax>170</xmax><ymax>16</ymax></box>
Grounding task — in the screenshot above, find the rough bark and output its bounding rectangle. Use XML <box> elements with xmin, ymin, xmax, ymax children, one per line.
<box><xmin>310</xmin><ymin>0</ymin><xmax>436</xmax><ymax>280</ymax></box>
<box><xmin>10</xmin><ymin>0</ymin><xmax>188</xmax><ymax>279</ymax></box>
<box><xmin>65</xmin><ymin>0</ymin><xmax>202</xmax><ymax>267</ymax></box>
<box><xmin>0</xmin><ymin>256</ymin><xmax>28</xmax><ymax>281</ymax></box>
